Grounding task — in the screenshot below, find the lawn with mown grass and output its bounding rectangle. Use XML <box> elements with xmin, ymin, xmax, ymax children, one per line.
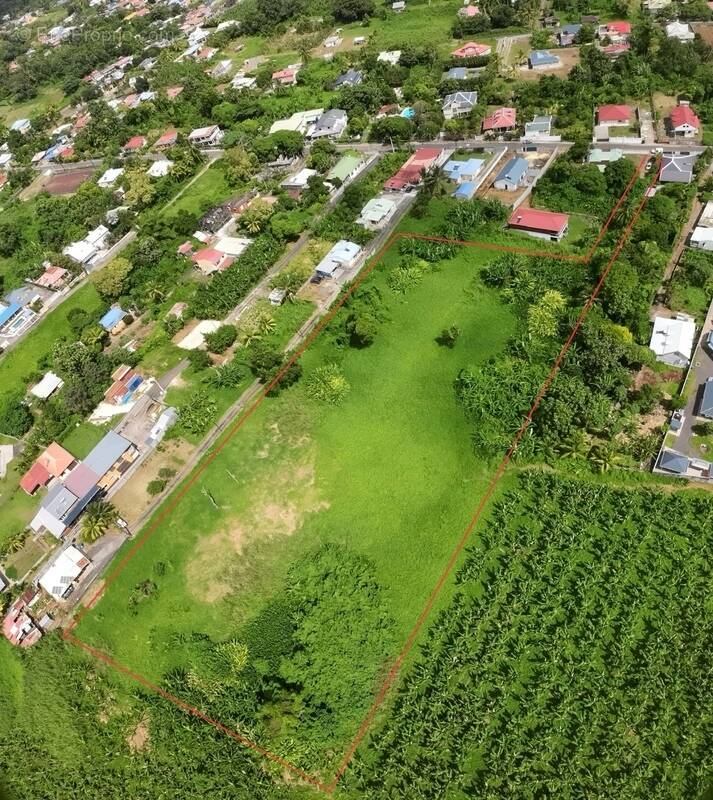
<box><xmin>75</xmin><ymin>238</ymin><xmax>518</xmax><ymax>762</ymax></box>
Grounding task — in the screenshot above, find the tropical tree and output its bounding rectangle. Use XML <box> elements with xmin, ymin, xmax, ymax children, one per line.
<box><xmin>81</xmin><ymin>500</ymin><xmax>118</xmax><ymax>543</ymax></box>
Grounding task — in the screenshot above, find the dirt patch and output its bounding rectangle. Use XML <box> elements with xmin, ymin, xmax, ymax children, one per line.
<box><xmin>127</xmin><ymin>718</ymin><xmax>150</xmax><ymax>753</ymax></box>
<box><xmin>632</xmin><ymin>366</ymin><xmax>681</xmax><ymax>392</ymax></box>
<box><xmin>112</xmin><ymin>438</ymin><xmax>192</xmax><ymax>526</ymax></box>
<box><xmin>82</xmin><ymin>579</ymin><xmax>105</xmax><ymax>608</ymax></box>
<box><xmin>185</xmin><ymin>449</ymin><xmax>328</xmax><ymax>604</ymax></box>
<box><xmin>693</xmin><ymin>21</ymin><xmax>713</xmax><ymax>46</ymax></box>
<box><xmin>45</xmin><ymin>168</ymin><xmax>96</xmax><ymax>196</ymax></box>
<box><xmin>638</xmin><ymin>408</ymin><xmax>667</xmax><ymax>435</ymax></box>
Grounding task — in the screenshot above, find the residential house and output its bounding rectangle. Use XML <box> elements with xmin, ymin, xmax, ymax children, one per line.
<box><xmin>443</xmin><ymin>157</ymin><xmax>485</xmax><ymax>183</ymax></box>
<box><xmin>660</xmin><ymin>152</ymin><xmax>696</xmax><ymax>183</ymax></box>
<box><xmin>649</xmin><ymin>313</ymin><xmax>696</xmax><ymax>366</ymax></box>
<box><xmin>268</xmin><ymin>288</ymin><xmax>288</xmax><ymax>306</ymax></box>
<box><xmin>63</xmin><ymin>225</ymin><xmax>110</xmax><ymax>266</ymax></box>
<box><xmin>452</xmin><ymin>182</ymin><xmax>478</xmax><ymax>200</ymax></box>
<box><xmin>492</xmin><ymin>156</ymin><xmax>528</xmax><ymax>191</ymax></box>
<box><xmin>9</xmin><ymin>118</ymin><xmax>31</xmax><ymax>134</ymax></box>
<box><xmin>188</xmin><ymin>125</ymin><xmax>224</xmax><ymax>147</ymax></box>
<box><xmin>269</xmin><ymin>108</ymin><xmax>323</xmax><ymax>135</ymax></box>
<box><xmin>528</xmin><ymin>50</ymin><xmax>560</xmax><ymax>69</ymax></box>
<box><xmin>122</xmin><ymin>135</ymin><xmax>147</xmax><ymax>154</ymax></box>
<box><xmin>596</xmin><ymin>104</ymin><xmax>632</xmax><ymax>126</ymax></box>
<box><xmin>147</xmin><ymin>159</ymin><xmax>174</xmax><ymax>178</ymax></box>
<box><xmin>442</xmin><ymin>91</ymin><xmax>478</xmax><ymax>120</ymax></box>
<box><xmin>669</xmin><ymin>103</ymin><xmax>700</xmax><ymax>137</ymax></box>
<box><xmin>601</xmin><ymin>42</ymin><xmax>630</xmax><ymax>58</ymax></box>
<box><xmin>166</xmin><ymin>85</ymin><xmax>184</xmax><ymax>100</ymax></box>
<box><xmin>214</xmin><ymin>236</ymin><xmax>253</xmax><ymax>257</ymax></box>
<box><xmin>326</xmin><ymin>154</ymin><xmax>364</xmax><ymax>185</ymax></box>
<box><xmin>20</xmin><ymin>442</ymin><xmax>75</xmax><ymax>494</ymax></box>
<box><xmin>281</xmin><ymin>167</ymin><xmax>319</xmax><ymax>199</ymax></box>
<box><xmin>643</xmin><ymin>0</ymin><xmax>671</xmax><ymax>11</ymax></box>
<box><xmin>99</xmin><ymin>304</ymin><xmax>128</xmax><ymax>334</ymax></box>
<box><xmin>333</xmin><ymin>68</ymin><xmax>363</xmax><ymax>88</ymax></box>
<box><xmin>0</xmin><ymin>444</ymin><xmax>14</xmax><ymax>479</ymax></box>
<box><xmin>191</xmin><ymin>248</ymin><xmax>235</xmax><ymax>275</ymax></box>
<box><xmin>523</xmin><ymin>115</ymin><xmax>556</xmax><ymax>141</ymax></box>
<box><xmin>384</xmin><ymin>147</ymin><xmax>446</xmax><ymax>190</ymax></box>
<box><xmin>38</xmin><ymin>545</ymin><xmax>91</xmax><ymax>600</ymax></box>
<box><xmin>482</xmin><ymin>106</ymin><xmax>517</xmax><ymax>133</ymax></box>
<box><xmin>104</xmin><ymin>364</ymin><xmax>143</xmax><ymax>405</ymax></box>
<box><xmin>690</xmin><ymin>226</ymin><xmax>713</xmax><ymax>251</ymax></box>
<box><xmin>451</xmin><ymin>41</ymin><xmax>491</xmax><ymax>58</ymax></box>
<box><xmin>33</xmin><ymin>264</ymin><xmax>69</xmax><ymax>290</ymax></box>
<box><xmin>666</xmin><ymin>20</ymin><xmax>694</xmax><ymax>42</ymax></box>
<box><xmin>392</xmin><ymin>1</ymin><xmax>406</xmax><ymax>11</ymax></box>
<box><xmin>323</xmin><ymin>34</ymin><xmax>343</xmax><ymax>48</ymax></box>
<box><xmin>443</xmin><ymin>66</ymin><xmax>481</xmax><ymax>80</ymax></box>
<box><xmin>314</xmin><ymin>240</ymin><xmax>362</xmax><ymax>278</ymax></box>
<box><xmin>0</xmin><ymin>302</ymin><xmax>35</xmax><ymax>338</ymax></box>
<box><xmin>30</xmin><ymin>372</ymin><xmax>64</xmax><ymax>400</ymax></box>
<box><xmin>2</xmin><ymin>589</ymin><xmax>42</xmax><ymax>647</ymax></box>
<box><xmin>154</xmin><ymin>129</ymin><xmax>178</xmax><ymax>149</ymax></box>
<box><xmin>272</xmin><ymin>66</ymin><xmax>299</xmax><ymax>86</ymax></box>
<box><xmin>377</xmin><ymin>103</ymin><xmax>400</xmax><ymax>117</ymax></box>
<box><xmin>588</xmin><ymin>147</ymin><xmax>624</xmax><ymax>170</ymax></box>
<box><xmin>357</xmin><ymin>195</ymin><xmax>399</xmax><ymax>229</ymax></box>
<box><xmin>377</xmin><ymin>50</ymin><xmax>401</xmax><ymax>65</ymax></box>
<box><xmin>211</xmin><ymin>59</ymin><xmax>232</xmax><ymax>79</ymax></box>
<box><xmin>98</xmin><ymin>167</ymin><xmax>124</xmax><ymax>188</ymax></box>
<box><xmin>657</xmin><ymin>448</ymin><xmax>691</xmax><ymax>475</ymax></box>
<box><xmin>598</xmin><ymin>20</ymin><xmax>631</xmax><ymax>41</ymax></box>
<box><xmin>308</xmin><ymin>109</ymin><xmax>348</xmax><ymax>139</ymax></box>
<box><xmin>231</xmin><ymin>73</ymin><xmax>257</xmax><ymax>90</ymax></box>
<box><xmin>508</xmin><ymin>207</ymin><xmax>569</xmax><ymax>241</ymax></box>
<box><xmin>558</xmin><ymin>23</ymin><xmax>581</xmax><ymax>46</ymax></box>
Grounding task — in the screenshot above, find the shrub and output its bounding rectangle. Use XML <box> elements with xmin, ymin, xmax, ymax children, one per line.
<box><xmin>187</xmin><ymin>349</ymin><xmax>212</xmax><ymax>370</ymax></box>
<box><xmin>306</xmin><ymin>363</ymin><xmax>351</xmax><ymax>404</ymax></box>
<box><xmin>147</xmin><ymin>479</ymin><xmax>167</xmax><ymax>496</ymax></box>
<box><xmin>204</xmin><ymin>325</ymin><xmax>237</xmax><ymax>354</ymax></box>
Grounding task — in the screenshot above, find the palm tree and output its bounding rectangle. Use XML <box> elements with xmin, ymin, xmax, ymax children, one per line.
<box><xmin>588</xmin><ymin>443</ymin><xmax>617</xmax><ymax>474</ymax></box>
<box><xmin>558</xmin><ymin>430</ymin><xmax>590</xmax><ymax>460</ymax></box>
<box><xmin>82</xmin><ymin>500</ymin><xmax>118</xmax><ymax>543</ymax></box>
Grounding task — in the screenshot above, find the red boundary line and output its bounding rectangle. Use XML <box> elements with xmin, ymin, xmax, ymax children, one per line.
<box><xmin>63</xmin><ymin>158</ymin><xmax>651</xmax><ymax>795</ymax></box>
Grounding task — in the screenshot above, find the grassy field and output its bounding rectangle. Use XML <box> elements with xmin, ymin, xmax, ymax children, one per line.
<box><xmin>60</xmin><ymin>421</ymin><xmax>111</xmax><ymax>460</ymax></box>
<box><xmin>76</xmin><ymin>235</ymin><xmax>517</xmax><ymax>763</ymax></box>
<box><xmin>163</xmin><ymin>162</ymin><xmax>234</xmax><ymax>218</ymax></box>
<box><xmin>0</xmin><ymin>86</ymin><xmax>67</xmax><ymax>125</ymax></box>
<box><xmin>0</xmin><ymin>283</ymin><xmax>104</xmax><ymax>399</ymax></box>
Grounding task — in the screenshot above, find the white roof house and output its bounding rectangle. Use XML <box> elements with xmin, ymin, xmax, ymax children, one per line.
<box><xmin>269</xmin><ymin>108</ymin><xmax>323</xmax><ymax>135</ymax></box>
<box><xmin>38</xmin><ymin>545</ymin><xmax>91</xmax><ymax>601</ymax></box>
<box><xmin>63</xmin><ymin>225</ymin><xmax>110</xmax><ymax>265</ymax></box>
<box><xmin>315</xmin><ymin>240</ymin><xmax>362</xmax><ymax>277</ymax></box>
<box><xmin>357</xmin><ymin>196</ymin><xmax>398</xmax><ymax>229</ymax></box>
<box><xmin>281</xmin><ymin>168</ymin><xmax>318</xmax><ymax>195</ymax></box>
<box><xmin>30</xmin><ymin>371</ymin><xmax>64</xmax><ymax>400</ymax></box>
<box><xmin>214</xmin><ymin>236</ymin><xmax>252</xmax><ymax>257</ymax></box>
<box><xmin>665</xmin><ymin>20</ymin><xmax>694</xmax><ymax>41</ymax></box>
<box><xmin>147</xmin><ymin>159</ymin><xmax>174</xmax><ymax>178</ymax></box>
<box><xmin>377</xmin><ymin>50</ymin><xmax>401</xmax><ymax>65</ymax></box>
<box><xmin>649</xmin><ymin>313</ymin><xmax>696</xmax><ymax>367</ymax></box>
<box><xmin>690</xmin><ymin>227</ymin><xmax>713</xmax><ymax>251</ymax></box>
<box><xmin>697</xmin><ymin>200</ymin><xmax>713</xmax><ymax>228</ymax></box>
<box><xmin>188</xmin><ymin>125</ymin><xmax>224</xmax><ymax>146</ymax></box>
<box><xmin>98</xmin><ymin>167</ymin><xmax>124</xmax><ymax>188</ymax></box>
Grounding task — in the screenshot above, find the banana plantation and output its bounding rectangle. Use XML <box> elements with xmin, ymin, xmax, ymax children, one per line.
<box><xmin>348</xmin><ymin>473</ymin><xmax>713</xmax><ymax>799</ymax></box>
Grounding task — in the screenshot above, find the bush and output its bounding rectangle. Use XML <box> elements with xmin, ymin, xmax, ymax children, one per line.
<box><xmin>204</xmin><ymin>324</ymin><xmax>238</xmax><ymax>354</ymax></box>
<box><xmin>0</xmin><ymin>393</ymin><xmax>33</xmax><ymax>438</ymax></box>
<box><xmin>147</xmin><ymin>479</ymin><xmax>167</xmax><ymax>496</ymax></box>
<box><xmin>306</xmin><ymin>363</ymin><xmax>351</xmax><ymax>404</ymax></box>
<box><xmin>187</xmin><ymin>349</ymin><xmax>212</xmax><ymax>370</ymax></box>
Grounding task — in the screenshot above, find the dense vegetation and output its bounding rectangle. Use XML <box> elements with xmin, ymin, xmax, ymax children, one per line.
<box><xmin>348</xmin><ymin>473</ymin><xmax>713</xmax><ymax>799</ymax></box>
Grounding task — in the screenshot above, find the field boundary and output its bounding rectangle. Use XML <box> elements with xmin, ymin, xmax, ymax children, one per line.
<box><xmin>64</xmin><ymin>158</ymin><xmax>651</xmax><ymax>795</ymax></box>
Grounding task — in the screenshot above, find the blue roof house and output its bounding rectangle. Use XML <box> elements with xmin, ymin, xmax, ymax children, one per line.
<box><xmin>658</xmin><ymin>449</ymin><xmax>690</xmax><ymax>475</ymax></box>
<box><xmin>558</xmin><ymin>23</ymin><xmax>581</xmax><ymax>45</ymax></box>
<box><xmin>528</xmin><ymin>50</ymin><xmax>560</xmax><ymax>69</ymax></box>
<box><xmin>444</xmin><ymin>158</ymin><xmax>485</xmax><ymax>183</ymax></box>
<box><xmin>453</xmin><ymin>182</ymin><xmax>478</xmax><ymax>200</ymax></box>
<box><xmin>0</xmin><ymin>303</ymin><xmax>22</xmax><ymax>331</ymax></box>
<box><xmin>698</xmin><ymin>378</ymin><xmax>713</xmax><ymax>419</ymax></box>
<box><xmin>99</xmin><ymin>304</ymin><xmax>127</xmax><ymax>333</ymax></box>
<box><xmin>493</xmin><ymin>156</ymin><xmax>529</xmax><ymax>191</ymax></box>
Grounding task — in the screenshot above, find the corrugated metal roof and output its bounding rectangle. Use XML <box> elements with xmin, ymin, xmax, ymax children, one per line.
<box><xmin>84</xmin><ymin>430</ymin><xmax>132</xmax><ymax>477</ymax></box>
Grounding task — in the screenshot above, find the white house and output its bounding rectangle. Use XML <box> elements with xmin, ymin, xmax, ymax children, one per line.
<box><xmin>441</xmin><ymin>91</ymin><xmax>478</xmax><ymax>120</ymax></box>
<box><xmin>188</xmin><ymin>125</ymin><xmax>224</xmax><ymax>147</ymax></box>
<box><xmin>315</xmin><ymin>240</ymin><xmax>362</xmax><ymax>278</ymax></box>
<box><xmin>690</xmin><ymin>227</ymin><xmax>713</xmax><ymax>251</ymax></box>
<box><xmin>357</xmin><ymin>196</ymin><xmax>399</xmax><ymax>230</ymax></box>
<box><xmin>38</xmin><ymin>545</ymin><xmax>91</xmax><ymax>601</ymax></box>
<box><xmin>281</xmin><ymin>168</ymin><xmax>318</xmax><ymax>199</ymax></box>
<box><xmin>649</xmin><ymin>313</ymin><xmax>696</xmax><ymax>367</ymax></box>
<box><xmin>665</xmin><ymin>20</ymin><xmax>694</xmax><ymax>42</ymax></box>
<box><xmin>147</xmin><ymin>159</ymin><xmax>174</xmax><ymax>178</ymax></box>
<box><xmin>377</xmin><ymin>50</ymin><xmax>401</xmax><ymax>65</ymax></box>
<box><xmin>98</xmin><ymin>167</ymin><xmax>124</xmax><ymax>188</ymax></box>
<box><xmin>63</xmin><ymin>225</ymin><xmax>110</xmax><ymax>265</ymax></box>
<box><xmin>30</xmin><ymin>372</ymin><xmax>64</xmax><ymax>400</ymax></box>
<box><xmin>269</xmin><ymin>108</ymin><xmax>323</xmax><ymax>135</ymax></box>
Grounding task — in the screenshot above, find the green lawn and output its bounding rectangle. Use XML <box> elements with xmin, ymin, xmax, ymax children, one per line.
<box><xmin>163</xmin><ymin>162</ymin><xmax>234</xmax><ymax>218</ymax></box>
<box><xmin>60</xmin><ymin>422</ymin><xmax>110</xmax><ymax>460</ymax></box>
<box><xmin>0</xmin><ymin>283</ymin><xmax>104</xmax><ymax>398</ymax></box>
<box><xmin>76</xmin><ymin>238</ymin><xmax>517</xmax><ymax>764</ymax></box>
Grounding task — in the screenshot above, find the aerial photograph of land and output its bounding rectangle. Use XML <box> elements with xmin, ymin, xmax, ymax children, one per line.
<box><xmin>1</xmin><ymin>0</ymin><xmax>713</xmax><ymax>796</ymax></box>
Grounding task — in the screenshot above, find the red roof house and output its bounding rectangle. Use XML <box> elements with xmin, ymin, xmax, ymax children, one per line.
<box><xmin>35</xmin><ymin>265</ymin><xmax>69</xmax><ymax>289</ymax></box>
<box><xmin>272</xmin><ymin>67</ymin><xmax>299</xmax><ymax>85</ymax></box>
<box><xmin>508</xmin><ymin>207</ymin><xmax>569</xmax><ymax>241</ymax></box>
<box><xmin>155</xmin><ymin>129</ymin><xmax>178</xmax><ymax>149</ymax></box>
<box><xmin>384</xmin><ymin>147</ymin><xmax>444</xmax><ymax>191</ymax></box>
<box><xmin>3</xmin><ymin>588</ymin><xmax>42</xmax><ymax>647</ymax></box>
<box><xmin>602</xmin><ymin>42</ymin><xmax>630</xmax><ymax>57</ymax></box>
<box><xmin>597</xmin><ymin>104</ymin><xmax>632</xmax><ymax>125</ymax></box>
<box><xmin>123</xmin><ymin>135</ymin><xmax>147</xmax><ymax>153</ymax></box>
<box><xmin>604</xmin><ymin>21</ymin><xmax>631</xmax><ymax>35</ymax></box>
<box><xmin>451</xmin><ymin>41</ymin><xmax>492</xmax><ymax>58</ymax></box>
<box><xmin>669</xmin><ymin>104</ymin><xmax>701</xmax><ymax>136</ymax></box>
<box><xmin>482</xmin><ymin>107</ymin><xmax>517</xmax><ymax>132</ymax></box>
<box><xmin>166</xmin><ymin>85</ymin><xmax>184</xmax><ymax>100</ymax></box>
<box><xmin>36</xmin><ymin>443</ymin><xmax>75</xmax><ymax>479</ymax></box>
<box><xmin>191</xmin><ymin>248</ymin><xmax>235</xmax><ymax>275</ymax></box>
<box><xmin>20</xmin><ymin>462</ymin><xmax>52</xmax><ymax>495</ymax></box>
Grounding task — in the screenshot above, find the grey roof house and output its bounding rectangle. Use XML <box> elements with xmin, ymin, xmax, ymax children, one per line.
<box><xmin>658</xmin><ymin>448</ymin><xmax>690</xmax><ymax>475</ymax></box>
<box><xmin>699</xmin><ymin>378</ymin><xmax>713</xmax><ymax>418</ymax></box>
<box><xmin>333</xmin><ymin>69</ymin><xmax>363</xmax><ymax>88</ymax></box>
<box><xmin>441</xmin><ymin>91</ymin><xmax>477</xmax><ymax>120</ymax></box>
<box><xmin>660</xmin><ymin>153</ymin><xmax>696</xmax><ymax>183</ymax></box>
<box><xmin>493</xmin><ymin>156</ymin><xmax>529</xmax><ymax>191</ymax></box>
<box><xmin>308</xmin><ymin>109</ymin><xmax>348</xmax><ymax>139</ymax></box>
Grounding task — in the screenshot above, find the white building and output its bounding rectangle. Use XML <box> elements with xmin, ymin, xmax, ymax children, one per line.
<box><xmin>649</xmin><ymin>313</ymin><xmax>696</xmax><ymax>367</ymax></box>
<box><xmin>38</xmin><ymin>545</ymin><xmax>91</xmax><ymax>601</ymax></box>
<box><xmin>147</xmin><ymin>159</ymin><xmax>174</xmax><ymax>178</ymax></box>
<box><xmin>269</xmin><ymin>109</ymin><xmax>323</xmax><ymax>135</ymax></box>
<box><xmin>188</xmin><ymin>125</ymin><xmax>224</xmax><ymax>147</ymax></box>
<box><xmin>377</xmin><ymin>50</ymin><xmax>401</xmax><ymax>65</ymax></box>
<box><xmin>665</xmin><ymin>20</ymin><xmax>694</xmax><ymax>42</ymax></box>
<box><xmin>315</xmin><ymin>240</ymin><xmax>362</xmax><ymax>278</ymax></box>
<box><xmin>98</xmin><ymin>167</ymin><xmax>124</xmax><ymax>188</ymax></box>
<box><xmin>30</xmin><ymin>372</ymin><xmax>64</xmax><ymax>400</ymax></box>
<box><xmin>63</xmin><ymin>225</ymin><xmax>110</xmax><ymax>265</ymax></box>
<box><xmin>357</xmin><ymin>196</ymin><xmax>399</xmax><ymax>230</ymax></box>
